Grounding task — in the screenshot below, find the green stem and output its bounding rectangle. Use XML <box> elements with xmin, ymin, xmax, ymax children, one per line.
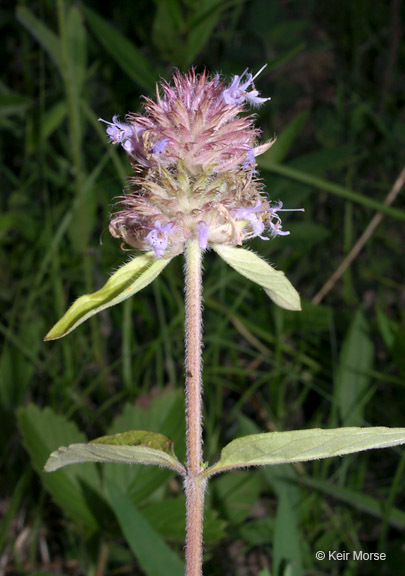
<box><xmin>184</xmin><ymin>240</ymin><xmax>206</xmax><ymax>576</ymax></box>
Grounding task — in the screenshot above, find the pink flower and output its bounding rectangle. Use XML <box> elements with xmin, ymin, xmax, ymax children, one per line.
<box><xmin>102</xmin><ymin>68</ymin><xmax>301</xmax><ymax>258</ymax></box>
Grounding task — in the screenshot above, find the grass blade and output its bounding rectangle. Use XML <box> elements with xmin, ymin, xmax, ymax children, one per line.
<box><xmin>84</xmin><ymin>7</ymin><xmax>157</xmax><ymax>91</ymax></box>
<box><xmin>106</xmin><ymin>480</ymin><xmax>184</xmax><ymax>576</ymax></box>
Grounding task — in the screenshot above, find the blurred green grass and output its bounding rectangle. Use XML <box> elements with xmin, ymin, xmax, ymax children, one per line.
<box><xmin>1</xmin><ymin>1</ymin><xmax>404</xmax><ymax>575</ymax></box>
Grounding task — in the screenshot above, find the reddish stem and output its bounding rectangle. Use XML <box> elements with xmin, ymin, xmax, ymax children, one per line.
<box><xmin>184</xmin><ymin>239</ymin><xmax>206</xmax><ymax>576</ymax></box>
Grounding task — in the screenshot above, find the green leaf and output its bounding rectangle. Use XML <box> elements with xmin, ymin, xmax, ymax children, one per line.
<box><xmin>204</xmin><ymin>427</ymin><xmax>405</xmax><ymax>477</ymax></box>
<box><xmin>83</xmin><ymin>7</ymin><xmax>157</xmax><ymax>91</ymax></box>
<box><xmin>335</xmin><ymin>310</ymin><xmax>374</xmax><ymax>426</ymax></box>
<box><xmin>236</xmin><ymin>413</ymin><xmax>304</xmax><ymax>576</ymax></box>
<box><xmin>40</xmin><ymin>101</ymin><xmax>67</xmax><ymax>140</ymax></box>
<box><xmin>106</xmin><ymin>480</ymin><xmax>184</xmax><ymax>576</ymax></box>
<box><xmin>258</xmin><ymin>160</ymin><xmax>405</xmax><ymax>221</ymax></box>
<box><xmin>17</xmin><ymin>6</ymin><xmax>63</xmax><ymax>74</ymax></box>
<box><xmin>152</xmin><ymin>0</ymin><xmax>185</xmax><ymax>64</ymax></box>
<box><xmin>142</xmin><ymin>497</ymin><xmax>226</xmax><ymax>544</ymax></box>
<box><xmin>66</xmin><ymin>5</ymin><xmax>87</xmax><ymax>94</ymax></box>
<box><xmin>213</xmin><ymin>245</ymin><xmax>301</xmax><ymax>311</ymax></box>
<box><xmin>239</xmin><ymin>517</ymin><xmax>275</xmax><ymax>546</ymax></box>
<box><xmin>213</xmin><ymin>470</ymin><xmax>262</xmax><ymax>524</ymax></box>
<box><xmin>45</xmin><ymin>253</ymin><xmax>171</xmax><ymax>340</ymax></box>
<box><xmin>264</xmin><ymin>110</ymin><xmax>308</xmax><ymax>165</ymax></box>
<box><xmin>104</xmin><ymin>390</ymin><xmax>186</xmax><ymax>504</ymax></box>
<box><xmin>17</xmin><ymin>405</ymin><xmax>101</xmax><ymax>532</ymax></box>
<box><xmin>274</xmin><ymin>490</ymin><xmax>303</xmax><ymax>576</ymax></box>
<box><xmin>267</xmin><ymin>42</ymin><xmax>306</xmax><ymax>71</ymax></box>
<box><xmin>281</xmin><ymin>300</ymin><xmax>333</xmax><ymax>333</ymax></box>
<box><xmin>186</xmin><ymin>0</ymin><xmax>227</xmax><ymax>65</ymax></box>
<box><xmin>0</xmin><ymin>93</ymin><xmax>32</xmax><ymax>117</ymax></box>
<box><xmin>0</xmin><ymin>319</ymin><xmax>44</xmax><ymax>411</ymax></box>
<box><xmin>44</xmin><ymin>430</ymin><xmax>185</xmax><ymax>475</ymax></box>
<box><xmin>297</xmin><ymin>475</ymin><xmax>405</xmax><ymax>530</ymax></box>
<box><xmin>376</xmin><ymin>305</ymin><xmax>395</xmax><ymax>349</ymax></box>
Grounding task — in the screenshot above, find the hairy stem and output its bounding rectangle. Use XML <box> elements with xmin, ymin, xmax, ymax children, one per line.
<box><xmin>184</xmin><ymin>239</ymin><xmax>206</xmax><ymax>576</ymax></box>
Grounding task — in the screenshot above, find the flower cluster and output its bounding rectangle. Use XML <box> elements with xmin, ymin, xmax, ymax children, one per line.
<box><xmin>100</xmin><ymin>67</ymin><xmax>302</xmax><ymax>258</ymax></box>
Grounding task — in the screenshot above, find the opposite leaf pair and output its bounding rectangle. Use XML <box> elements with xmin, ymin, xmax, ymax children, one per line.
<box><xmin>44</xmin><ymin>245</ymin><xmax>301</xmax><ymax>341</ymax></box>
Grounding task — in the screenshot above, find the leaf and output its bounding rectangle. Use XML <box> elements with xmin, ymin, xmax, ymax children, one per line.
<box><xmin>186</xmin><ymin>0</ymin><xmax>228</xmax><ymax>65</ymax></box>
<box><xmin>335</xmin><ymin>310</ymin><xmax>374</xmax><ymax>426</ymax></box>
<box><xmin>106</xmin><ymin>480</ymin><xmax>185</xmax><ymax>576</ymax></box>
<box><xmin>17</xmin><ymin>405</ymin><xmax>101</xmax><ymax>532</ymax></box>
<box><xmin>213</xmin><ymin>245</ymin><xmax>301</xmax><ymax>311</ymax></box>
<box><xmin>152</xmin><ymin>0</ymin><xmax>185</xmax><ymax>63</ymax></box>
<box><xmin>45</xmin><ymin>253</ymin><xmax>171</xmax><ymax>340</ymax></box>
<box><xmin>267</xmin><ymin>42</ymin><xmax>306</xmax><ymax>71</ymax></box>
<box><xmin>263</xmin><ymin>110</ymin><xmax>308</xmax><ymax>165</ymax></box>
<box><xmin>290</xmin><ymin>145</ymin><xmax>356</xmax><ymax>175</ymax></box>
<box><xmin>274</xmin><ymin>490</ymin><xmax>303</xmax><ymax>576</ymax></box>
<box><xmin>213</xmin><ymin>470</ymin><xmax>262</xmax><ymax>524</ymax></box>
<box><xmin>141</xmin><ymin>497</ymin><xmax>226</xmax><ymax>544</ymax></box>
<box><xmin>281</xmin><ymin>300</ymin><xmax>333</xmax><ymax>333</ymax></box>
<box><xmin>0</xmin><ymin>319</ymin><xmax>44</xmax><ymax>411</ymax></box>
<box><xmin>376</xmin><ymin>306</ymin><xmax>396</xmax><ymax>349</ymax></box>
<box><xmin>44</xmin><ymin>429</ymin><xmax>185</xmax><ymax>475</ymax></box>
<box><xmin>258</xmin><ymin>161</ymin><xmax>405</xmax><ymax>222</ymax></box>
<box><xmin>0</xmin><ymin>93</ymin><xmax>32</xmax><ymax>117</ymax></box>
<box><xmin>236</xmin><ymin>414</ymin><xmax>304</xmax><ymax>576</ymax></box>
<box><xmin>239</xmin><ymin>517</ymin><xmax>275</xmax><ymax>546</ymax></box>
<box><xmin>104</xmin><ymin>390</ymin><xmax>186</xmax><ymax>504</ymax></box>
<box><xmin>203</xmin><ymin>427</ymin><xmax>405</xmax><ymax>477</ymax></box>
<box><xmin>83</xmin><ymin>7</ymin><xmax>157</xmax><ymax>91</ymax></box>
<box><xmin>16</xmin><ymin>6</ymin><xmax>63</xmax><ymax>74</ymax></box>
<box><xmin>297</xmin><ymin>475</ymin><xmax>405</xmax><ymax>530</ymax></box>
<box><xmin>278</xmin><ymin>222</ymin><xmax>329</xmax><ymax>246</ymax></box>
<box><xmin>66</xmin><ymin>5</ymin><xmax>87</xmax><ymax>94</ymax></box>
<box><xmin>40</xmin><ymin>101</ymin><xmax>67</xmax><ymax>140</ymax></box>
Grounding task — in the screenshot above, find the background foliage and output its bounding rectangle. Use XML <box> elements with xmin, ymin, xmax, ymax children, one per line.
<box><xmin>1</xmin><ymin>1</ymin><xmax>404</xmax><ymax>575</ymax></box>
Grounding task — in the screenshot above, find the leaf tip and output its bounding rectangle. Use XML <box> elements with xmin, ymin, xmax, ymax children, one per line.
<box><xmin>43</xmin><ymin>328</ymin><xmax>61</xmax><ymax>342</ymax></box>
<box><xmin>43</xmin><ymin>453</ymin><xmax>56</xmax><ymax>473</ymax></box>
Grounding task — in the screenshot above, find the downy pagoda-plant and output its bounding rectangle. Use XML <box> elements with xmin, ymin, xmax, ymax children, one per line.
<box><xmin>43</xmin><ymin>67</ymin><xmax>405</xmax><ymax>576</ymax></box>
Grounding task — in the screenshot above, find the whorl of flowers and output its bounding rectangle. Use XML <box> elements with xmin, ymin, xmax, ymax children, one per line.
<box><xmin>99</xmin><ymin>66</ymin><xmax>301</xmax><ymax>258</ymax></box>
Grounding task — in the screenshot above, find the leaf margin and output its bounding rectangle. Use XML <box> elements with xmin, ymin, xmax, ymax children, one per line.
<box><xmin>213</xmin><ymin>244</ymin><xmax>301</xmax><ymax>311</ymax></box>
<box><xmin>45</xmin><ymin>252</ymin><xmax>172</xmax><ymax>340</ymax></box>
<box><xmin>44</xmin><ymin>429</ymin><xmax>185</xmax><ymax>475</ymax></box>
<box><xmin>202</xmin><ymin>426</ymin><xmax>405</xmax><ymax>478</ymax></box>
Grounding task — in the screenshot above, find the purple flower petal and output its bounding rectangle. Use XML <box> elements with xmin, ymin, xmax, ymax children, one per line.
<box><xmin>198</xmin><ymin>222</ymin><xmax>208</xmax><ymax>250</ymax></box>
<box><xmin>235</xmin><ymin>201</ymin><xmax>268</xmax><ymax>240</ymax></box>
<box><xmin>242</xmin><ymin>149</ymin><xmax>258</xmax><ymax>173</ymax></box>
<box><xmin>98</xmin><ymin>116</ymin><xmax>134</xmax><ymax>144</ymax></box>
<box><xmin>223</xmin><ymin>65</ymin><xmax>271</xmax><ymax>108</ymax></box>
<box><xmin>267</xmin><ymin>202</ymin><xmax>304</xmax><ymax>237</ymax></box>
<box><xmin>145</xmin><ymin>221</ymin><xmax>174</xmax><ymax>257</ymax></box>
<box><xmin>151</xmin><ymin>138</ymin><xmax>169</xmax><ymax>156</ymax></box>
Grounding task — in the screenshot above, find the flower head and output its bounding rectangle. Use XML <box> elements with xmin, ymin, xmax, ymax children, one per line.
<box><xmin>101</xmin><ymin>68</ymin><xmax>301</xmax><ymax>258</ymax></box>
